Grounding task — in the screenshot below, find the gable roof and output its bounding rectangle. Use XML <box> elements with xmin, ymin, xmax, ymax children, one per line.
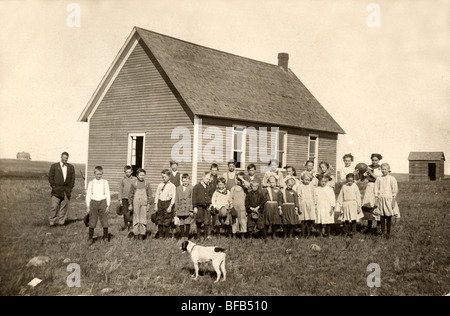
<box><xmin>79</xmin><ymin>27</ymin><xmax>345</xmax><ymax>134</ymax></box>
<box><xmin>408</xmin><ymin>152</ymin><xmax>446</xmax><ymax>161</ymax></box>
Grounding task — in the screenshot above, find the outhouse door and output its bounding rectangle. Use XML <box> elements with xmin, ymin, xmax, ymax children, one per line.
<box><xmin>428</xmin><ymin>163</ymin><xmax>436</xmax><ymax>181</ymax></box>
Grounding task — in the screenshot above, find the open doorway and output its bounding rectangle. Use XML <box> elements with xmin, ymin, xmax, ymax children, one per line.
<box><xmin>428</xmin><ymin>163</ymin><xmax>436</xmax><ymax>181</ymax></box>
<box><xmin>128</xmin><ymin>134</ymin><xmax>145</xmax><ymax>176</ymax></box>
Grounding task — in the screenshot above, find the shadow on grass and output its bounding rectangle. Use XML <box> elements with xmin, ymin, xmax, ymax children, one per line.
<box><xmin>88</xmin><ymin>234</ymin><xmax>115</xmax><ymax>245</ymax></box>
<box><xmin>65</xmin><ymin>218</ymin><xmax>84</xmax><ymax>226</ymax></box>
<box><xmin>31</xmin><ymin>217</ymin><xmax>84</xmax><ymax>227</ymax></box>
<box><xmin>181</xmin><ymin>266</ymin><xmax>218</xmax><ymax>281</ymax></box>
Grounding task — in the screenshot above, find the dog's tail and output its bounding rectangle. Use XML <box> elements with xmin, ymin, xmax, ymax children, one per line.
<box><xmin>214</xmin><ymin>247</ymin><xmax>226</xmax><ymax>253</ymax></box>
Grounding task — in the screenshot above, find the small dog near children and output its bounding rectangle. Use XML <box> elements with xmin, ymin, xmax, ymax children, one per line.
<box><xmin>180</xmin><ymin>240</ymin><xmax>226</xmax><ymax>283</ymax></box>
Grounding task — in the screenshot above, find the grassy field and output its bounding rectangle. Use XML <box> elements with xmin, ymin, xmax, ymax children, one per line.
<box><xmin>0</xmin><ymin>159</ymin><xmax>85</xmax><ymax>179</ymax></box>
<box><xmin>0</xmin><ymin>175</ymin><xmax>448</xmax><ymax>296</ymax></box>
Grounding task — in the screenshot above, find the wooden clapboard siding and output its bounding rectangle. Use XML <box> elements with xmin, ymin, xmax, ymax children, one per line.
<box><xmin>194</xmin><ymin>117</ymin><xmax>230</xmax><ymax>182</ymax></box>
<box><xmin>87</xmin><ymin>39</ymin><xmax>194</xmax><ymax>193</ymax></box>
<box><xmin>409</xmin><ymin>160</ymin><xmax>445</xmax><ymax>181</ymax></box>
<box><xmin>194</xmin><ymin>117</ymin><xmax>338</xmax><ymax>184</ymax></box>
<box><xmin>317</xmin><ymin>132</ymin><xmax>338</xmax><ymax>177</ymax></box>
<box><xmin>285</xmin><ymin>129</ymin><xmax>337</xmax><ymax>175</ymax></box>
<box><xmin>286</xmin><ymin>130</ymin><xmax>309</xmax><ymax>172</ymax></box>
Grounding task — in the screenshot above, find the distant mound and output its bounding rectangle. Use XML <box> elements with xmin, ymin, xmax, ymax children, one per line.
<box><xmin>0</xmin><ymin>159</ymin><xmax>85</xmax><ymax>179</ymax></box>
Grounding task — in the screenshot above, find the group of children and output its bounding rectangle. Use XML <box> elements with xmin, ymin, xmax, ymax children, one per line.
<box><xmin>84</xmin><ymin>154</ymin><xmax>400</xmax><ymax>244</ymax></box>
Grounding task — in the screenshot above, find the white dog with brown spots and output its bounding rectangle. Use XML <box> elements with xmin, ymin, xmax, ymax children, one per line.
<box><xmin>180</xmin><ymin>240</ymin><xmax>226</xmax><ymax>283</ymax></box>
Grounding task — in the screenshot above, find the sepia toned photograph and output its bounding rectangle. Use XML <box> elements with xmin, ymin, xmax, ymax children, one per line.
<box><xmin>0</xmin><ymin>0</ymin><xmax>448</xmax><ymax>301</ymax></box>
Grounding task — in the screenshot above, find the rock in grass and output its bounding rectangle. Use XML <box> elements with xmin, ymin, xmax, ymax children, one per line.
<box><xmin>394</xmin><ymin>257</ymin><xmax>401</xmax><ymax>272</ymax></box>
<box><xmin>101</xmin><ymin>288</ymin><xmax>114</xmax><ymax>294</ymax></box>
<box><xmin>63</xmin><ymin>258</ymin><xmax>71</xmax><ymax>264</ymax></box>
<box><xmin>310</xmin><ymin>244</ymin><xmax>321</xmax><ymax>252</ymax></box>
<box><xmin>26</xmin><ymin>256</ymin><xmax>50</xmax><ymax>267</ymax></box>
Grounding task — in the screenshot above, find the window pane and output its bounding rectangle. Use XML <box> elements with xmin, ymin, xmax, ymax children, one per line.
<box><xmin>279</xmin><ymin>131</ymin><xmax>286</xmax><ymax>150</ymax></box>
<box><xmin>234</xmin><ymin>128</ymin><xmax>243</xmax><ymax>151</ymax></box>
<box><xmin>234</xmin><ymin>152</ymin><xmax>242</xmax><ymax>169</ymax></box>
<box><xmin>309</xmin><ymin>137</ymin><xmax>316</xmax><ymax>160</ymax></box>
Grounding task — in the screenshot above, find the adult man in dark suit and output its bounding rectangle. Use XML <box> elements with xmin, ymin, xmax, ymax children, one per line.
<box><xmin>48</xmin><ymin>152</ymin><xmax>76</xmax><ymax>226</ymax></box>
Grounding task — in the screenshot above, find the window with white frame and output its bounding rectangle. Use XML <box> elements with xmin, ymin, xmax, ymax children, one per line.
<box><xmin>277</xmin><ymin>130</ymin><xmax>287</xmax><ymax>169</ymax></box>
<box><xmin>128</xmin><ymin>133</ymin><xmax>145</xmax><ymax>175</ymax></box>
<box><xmin>232</xmin><ymin>126</ymin><xmax>246</xmax><ymax>169</ymax></box>
<box><xmin>308</xmin><ymin>134</ymin><xmax>319</xmax><ymax>170</ymax></box>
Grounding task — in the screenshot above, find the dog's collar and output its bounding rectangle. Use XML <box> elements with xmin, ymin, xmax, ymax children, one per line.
<box><xmin>186</xmin><ymin>242</ymin><xmax>197</xmax><ymax>253</ymax></box>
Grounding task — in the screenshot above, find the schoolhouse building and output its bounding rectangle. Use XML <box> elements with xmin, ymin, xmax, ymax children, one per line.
<box><xmin>78</xmin><ymin>27</ymin><xmax>345</xmax><ymax>191</ymax></box>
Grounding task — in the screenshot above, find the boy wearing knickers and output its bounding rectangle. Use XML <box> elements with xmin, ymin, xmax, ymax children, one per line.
<box><xmin>154</xmin><ymin>169</ymin><xmax>176</xmax><ymax>238</ymax></box>
<box><xmin>192</xmin><ymin>172</ymin><xmax>212</xmax><ymax>240</ymax></box>
<box><xmin>86</xmin><ymin>166</ymin><xmax>111</xmax><ymax>245</ymax></box>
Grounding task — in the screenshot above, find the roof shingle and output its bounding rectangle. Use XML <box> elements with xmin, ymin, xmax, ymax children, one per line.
<box><xmin>408</xmin><ymin>152</ymin><xmax>445</xmax><ymax>161</ymax></box>
<box><xmin>136</xmin><ymin>27</ymin><xmax>345</xmax><ymax>134</ymax></box>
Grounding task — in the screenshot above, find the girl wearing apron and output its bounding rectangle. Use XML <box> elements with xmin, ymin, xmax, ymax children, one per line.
<box><xmin>129</xmin><ymin>169</ymin><xmax>152</xmax><ymax>240</ymax></box>
<box><xmin>224</xmin><ymin>161</ymin><xmax>237</xmax><ymax>191</ymax></box>
<box><xmin>362</xmin><ymin>153</ymin><xmax>383</xmax><ymax>234</ymax></box>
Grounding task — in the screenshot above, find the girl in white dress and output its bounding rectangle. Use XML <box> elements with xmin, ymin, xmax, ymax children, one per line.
<box><xmin>317</xmin><ymin>161</ymin><xmax>336</xmax><ymax>189</ymax></box>
<box><xmin>338</xmin><ymin>154</ymin><xmax>355</xmax><ymax>183</ymax></box>
<box><xmin>374</xmin><ymin>163</ymin><xmax>400</xmax><ymax>238</ymax></box>
<box><xmin>304</xmin><ymin>160</ymin><xmax>318</xmax><ymax>186</ymax></box>
<box><xmin>297</xmin><ymin>171</ymin><xmax>316</xmax><ymax>238</ymax></box>
<box><xmin>336</xmin><ymin>153</ymin><xmax>355</xmax><ymax>194</ymax></box>
<box><xmin>314</xmin><ymin>174</ymin><xmax>336</xmax><ymax>237</ymax></box>
<box><xmin>337</xmin><ymin>173</ymin><xmax>363</xmax><ymax>237</ymax></box>
<box><xmin>229</xmin><ymin>172</ymin><xmax>247</xmax><ymax>238</ymax></box>
<box><xmin>283</xmin><ymin>165</ymin><xmax>300</xmax><ymax>191</ymax></box>
<box><xmin>361</xmin><ymin>153</ymin><xmax>383</xmax><ymax>234</ymax></box>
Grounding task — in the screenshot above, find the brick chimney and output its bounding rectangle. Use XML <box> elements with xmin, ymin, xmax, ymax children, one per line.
<box><xmin>278</xmin><ymin>52</ymin><xmax>289</xmax><ymax>71</ymax></box>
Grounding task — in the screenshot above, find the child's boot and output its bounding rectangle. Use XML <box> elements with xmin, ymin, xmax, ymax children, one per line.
<box><xmin>103</xmin><ymin>228</ymin><xmax>110</xmax><ymax>242</ymax></box>
<box><xmin>87</xmin><ymin>228</ymin><xmax>94</xmax><ymax>245</ymax></box>
<box><xmin>121</xmin><ymin>217</ymin><xmax>127</xmax><ymax>231</ymax></box>
<box><xmin>288</xmin><ymin>226</ymin><xmax>293</xmax><ymax>239</ymax></box>
<box><xmin>343</xmin><ymin>222</ymin><xmax>349</xmax><ymax>236</ymax></box>
<box><xmin>386</xmin><ymin>217</ymin><xmax>392</xmax><ymax>238</ymax></box>
<box><xmin>380</xmin><ymin>217</ymin><xmax>385</xmax><ymax>235</ymax></box>
<box><xmin>366</xmin><ymin>220</ymin><xmax>372</xmax><ymax>234</ymax></box>
<box><xmin>157</xmin><ymin>225</ymin><xmax>163</xmax><ymax>239</ymax></box>
<box><xmin>376</xmin><ymin>220</ymin><xmax>382</xmax><ymax>235</ymax></box>
<box><xmin>204</xmin><ymin>225</ymin><xmax>210</xmax><ymax>239</ymax></box>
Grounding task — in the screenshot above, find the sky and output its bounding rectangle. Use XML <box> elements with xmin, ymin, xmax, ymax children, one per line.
<box><xmin>0</xmin><ymin>0</ymin><xmax>449</xmax><ymax>174</ymax></box>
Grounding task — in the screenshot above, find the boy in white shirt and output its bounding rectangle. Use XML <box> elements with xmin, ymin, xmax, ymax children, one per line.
<box><xmin>154</xmin><ymin>169</ymin><xmax>177</xmax><ymax>238</ymax></box>
<box><xmin>86</xmin><ymin>166</ymin><xmax>111</xmax><ymax>245</ymax></box>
